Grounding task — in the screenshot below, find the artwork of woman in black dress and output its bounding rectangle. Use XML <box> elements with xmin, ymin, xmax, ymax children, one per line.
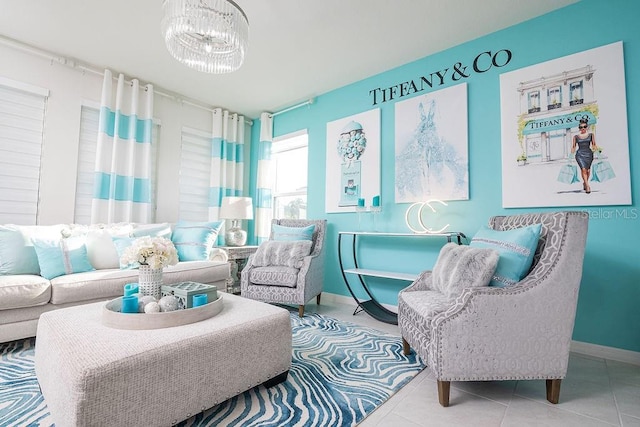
<box><xmin>571</xmin><ymin>118</ymin><xmax>597</xmax><ymax>193</ymax></box>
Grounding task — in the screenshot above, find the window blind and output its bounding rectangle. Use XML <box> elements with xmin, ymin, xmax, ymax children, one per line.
<box><xmin>178</xmin><ymin>127</ymin><xmax>212</xmax><ymax>221</ymax></box>
<box><xmin>0</xmin><ymin>83</ymin><xmax>47</xmax><ymax>225</ymax></box>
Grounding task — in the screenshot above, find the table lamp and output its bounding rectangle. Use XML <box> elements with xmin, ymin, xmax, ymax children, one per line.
<box><xmin>219</xmin><ymin>196</ymin><xmax>253</xmax><ymax>246</ymax></box>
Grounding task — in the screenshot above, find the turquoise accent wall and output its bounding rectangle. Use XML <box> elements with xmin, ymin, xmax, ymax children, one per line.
<box><xmin>250</xmin><ymin>0</ymin><xmax>640</xmax><ymax>353</ymax></box>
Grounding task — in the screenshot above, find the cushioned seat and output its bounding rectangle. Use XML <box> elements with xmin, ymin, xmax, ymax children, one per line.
<box><xmin>0</xmin><ymin>275</ymin><xmax>50</xmax><ymax>310</ymax></box>
<box><xmin>250</xmin><ymin>266</ymin><xmax>299</xmax><ymax>287</ymax></box>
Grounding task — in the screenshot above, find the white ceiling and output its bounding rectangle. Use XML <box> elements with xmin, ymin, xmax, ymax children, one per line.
<box><xmin>0</xmin><ymin>0</ymin><xmax>578</xmax><ymax>118</ymax></box>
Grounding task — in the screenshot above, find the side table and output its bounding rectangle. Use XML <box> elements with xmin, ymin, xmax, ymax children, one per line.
<box><xmin>220</xmin><ymin>245</ymin><xmax>259</xmax><ymax>294</ymax></box>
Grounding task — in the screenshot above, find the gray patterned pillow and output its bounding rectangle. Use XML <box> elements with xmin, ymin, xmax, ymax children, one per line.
<box><xmin>432</xmin><ymin>243</ymin><xmax>499</xmax><ymax>299</ymax></box>
<box><xmin>251</xmin><ymin>240</ymin><xmax>313</xmax><ymax>268</ymax></box>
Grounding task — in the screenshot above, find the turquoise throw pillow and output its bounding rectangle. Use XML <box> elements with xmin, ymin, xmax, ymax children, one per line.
<box><xmin>272</xmin><ymin>224</ymin><xmax>315</xmax><ymax>241</ymax></box>
<box><xmin>0</xmin><ymin>226</ymin><xmax>40</xmax><ymax>275</ymax></box>
<box><xmin>469</xmin><ymin>223</ymin><xmax>542</xmax><ymax>287</ymax></box>
<box><xmin>32</xmin><ymin>236</ymin><xmax>95</xmax><ymax>280</ymax></box>
<box><xmin>171</xmin><ymin>221</ymin><xmax>223</xmax><ymax>261</ymax></box>
<box><xmin>113</xmin><ymin>236</ymin><xmax>137</xmax><ymax>269</ymax></box>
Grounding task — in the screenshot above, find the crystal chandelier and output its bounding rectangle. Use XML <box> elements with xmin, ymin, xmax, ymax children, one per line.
<box><xmin>161</xmin><ymin>0</ymin><xmax>249</xmax><ymax>74</ymax></box>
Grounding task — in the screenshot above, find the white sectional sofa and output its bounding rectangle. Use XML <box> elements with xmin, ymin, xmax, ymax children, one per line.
<box><xmin>0</xmin><ymin>222</ymin><xmax>230</xmax><ymax>342</ymax></box>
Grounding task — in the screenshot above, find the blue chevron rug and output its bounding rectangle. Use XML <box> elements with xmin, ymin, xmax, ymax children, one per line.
<box><xmin>0</xmin><ymin>312</ymin><xmax>424</xmax><ymax>427</ymax></box>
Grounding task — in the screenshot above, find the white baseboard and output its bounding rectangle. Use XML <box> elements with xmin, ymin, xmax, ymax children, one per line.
<box><xmin>570</xmin><ymin>340</ymin><xmax>640</xmax><ymax>366</ymax></box>
<box><xmin>323</xmin><ymin>292</ymin><xmax>640</xmax><ymax>366</ymax></box>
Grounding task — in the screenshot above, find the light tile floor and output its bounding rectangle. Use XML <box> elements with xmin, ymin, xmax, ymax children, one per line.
<box><xmin>302</xmin><ymin>299</ymin><xmax>640</xmax><ymax>427</ymax></box>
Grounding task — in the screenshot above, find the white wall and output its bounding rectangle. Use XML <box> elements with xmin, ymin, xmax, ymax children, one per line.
<box><xmin>0</xmin><ymin>42</ymin><xmax>251</xmax><ymax>225</ymax></box>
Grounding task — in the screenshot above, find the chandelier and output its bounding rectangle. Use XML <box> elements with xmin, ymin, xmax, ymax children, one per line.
<box><xmin>161</xmin><ymin>0</ymin><xmax>249</xmax><ymax>74</ymax></box>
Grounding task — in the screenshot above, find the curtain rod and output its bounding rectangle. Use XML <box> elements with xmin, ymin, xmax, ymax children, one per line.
<box><xmin>272</xmin><ymin>98</ymin><xmax>315</xmax><ymax>117</ymax></box>
<box><xmin>0</xmin><ymin>34</ymin><xmax>251</xmax><ymax>125</ymax></box>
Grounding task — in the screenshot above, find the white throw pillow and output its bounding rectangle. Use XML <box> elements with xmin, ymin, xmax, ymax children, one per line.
<box><xmin>431</xmin><ymin>243</ymin><xmax>499</xmax><ymax>299</ymax></box>
<box><xmin>251</xmin><ymin>240</ymin><xmax>313</xmax><ymax>269</ymax></box>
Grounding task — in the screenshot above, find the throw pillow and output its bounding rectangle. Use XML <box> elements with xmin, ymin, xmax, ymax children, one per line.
<box><xmin>112</xmin><ymin>236</ymin><xmax>137</xmax><ymax>269</ymax></box>
<box><xmin>0</xmin><ymin>225</ymin><xmax>63</xmax><ymax>275</ymax></box>
<box><xmin>469</xmin><ymin>223</ymin><xmax>542</xmax><ymax>287</ymax></box>
<box><xmin>271</xmin><ymin>224</ymin><xmax>315</xmax><ymax>241</ymax></box>
<box><xmin>131</xmin><ymin>223</ymin><xmax>172</xmax><ymax>239</ymax></box>
<box><xmin>431</xmin><ymin>243</ymin><xmax>499</xmax><ymax>299</ymax></box>
<box><xmin>171</xmin><ymin>221</ymin><xmax>223</xmax><ymax>261</ymax></box>
<box><xmin>31</xmin><ymin>236</ymin><xmax>95</xmax><ymax>280</ymax></box>
<box><xmin>251</xmin><ymin>240</ymin><xmax>313</xmax><ymax>269</ymax></box>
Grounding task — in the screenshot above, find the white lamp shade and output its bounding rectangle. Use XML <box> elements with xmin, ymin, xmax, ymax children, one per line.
<box><xmin>219</xmin><ymin>197</ymin><xmax>253</xmax><ymax>220</ymax></box>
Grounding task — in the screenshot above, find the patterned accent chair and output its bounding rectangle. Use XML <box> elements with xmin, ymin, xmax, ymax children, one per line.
<box><xmin>399</xmin><ymin>211</ymin><xmax>588</xmax><ymax>407</ymax></box>
<box><xmin>241</xmin><ymin>219</ymin><xmax>327</xmax><ymax>317</ymax></box>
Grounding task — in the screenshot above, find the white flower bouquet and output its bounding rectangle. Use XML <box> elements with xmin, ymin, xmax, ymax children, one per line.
<box><xmin>120</xmin><ymin>236</ymin><xmax>179</xmax><ymax>270</ymax></box>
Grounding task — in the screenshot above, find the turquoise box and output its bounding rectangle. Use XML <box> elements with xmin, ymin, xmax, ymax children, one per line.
<box><xmin>161</xmin><ymin>282</ymin><xmax>218</xmax><ymax>309</ymax></box>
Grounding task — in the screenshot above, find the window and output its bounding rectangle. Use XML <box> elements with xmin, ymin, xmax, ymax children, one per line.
<box><xmin>0</xmin><ymin>79</ymin><xmax>48</xmax><ymax>225</ymax></box>
<box><xmin>527</xmin><ymin>91</ymin><xmax>540</xmax><ymax>113</ymax></box>
<box><xmin>271</xmin><ymin>131</ymin><xmax>308</xmax><ymax>219</ymax></box>
<box><xmin>178</xmin><ymin>127</ymin><xmax>212</xmax><ymax>221</ymax></box>
<box><xmin>74</xmin><ymin>105</ymin><xmax>160</xmax><ymax>224</ymax></box>
<box><xmin>569</xmin><ymin>80</ymin><xmax>584</xmax><ymax>106</ymax></box>
<box><xmin>547</xmin><ymin>86</ymin><xmax>562</xmax><ymax>109</ymax></box>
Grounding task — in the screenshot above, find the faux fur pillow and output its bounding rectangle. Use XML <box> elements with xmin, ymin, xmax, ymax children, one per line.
<box><xmin>251</xmin><ymin>240</ymin><xmax>313</xmax><ymax>269</ymax></box>
<box><xmin>432</xmin><ymin>243</ymin><xmax>499</xmax><ymax>299</ymax></box>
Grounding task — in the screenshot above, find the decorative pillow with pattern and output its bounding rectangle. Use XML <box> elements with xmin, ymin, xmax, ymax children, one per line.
<box><xmin>271</xmin><ymin>224</ymin><xmax>315</xmax><ymax>241</ymax></box>
<box><xmin>431</xmin><ymin>243</ymin><xmax>499</xmax><ymax>299</ymax></box>
<box><xmin>469</xmin><ymin>223</ymin><xmax>542</xmax><ymax>287</ymax></box>
<box><xmin>251</xmin><ymin>240</ymin><xmax>313</xmax><ymax>269</ymax></box>
<box><xmin>171</xmin><ymin>221</ymin><xmax>223</xmax><ymax>261</ymax></box>
<box><xmin>31</xmin><ymin>236</ymin><xmax>95</xmax><ymax>280</ymax></box>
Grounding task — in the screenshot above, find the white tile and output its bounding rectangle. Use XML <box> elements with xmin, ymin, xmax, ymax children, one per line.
<box><xmin>515</xmin><ymin>377</ymin><xmax>619</xmax><ymax>424</ymax></box>
<box><xmin>608</xmin><ymin>359</ymin><xmax>640</xmax><ymax>387</ymax></box>
<box><xmin>389</xmin><ymin>377</ymin><xmax>508</xmax><ymax>426</ymax></box>
<box><xmin>612</xmin><ymin>381</ymin><xmax>640</xmax><ymax>418</ymax></box>
<box><xmin>359</xmin><ymin>411</ymin><xmax>423</xmax><ymax>427</ymax></box>
<box><xmin>450</xmin><ymin>380</ymin><xmax>518</xmax><ymax>405</ymax></box>
<box><xmin>502</xmin><ymin>396</ymin><xmax>617</xmax><ymax>427</ymax></box>
<box><xmin>621</xmin><ymin>414</ymin><xmax>640</xmax><ymax>427</ymax></box>
<box><xmin>568</xmin><ymin>353</ymin><xmax>610</xmax><ymax>385</ymax></box>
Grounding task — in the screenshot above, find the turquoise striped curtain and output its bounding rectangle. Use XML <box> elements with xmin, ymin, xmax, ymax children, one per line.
<box><xmin>91</xmin><ymin>70</ymin><xmax>153</xmax><ymax>224</ymax></box>
<box><xmin>209</xmin><ymin>108</ymin><xmax>245</xmax><ymax>219</ymax></box>
<box><xmin>255</xmin><ymin>112</ymin><xmax>273</xmax><ymax>243</ymax></box>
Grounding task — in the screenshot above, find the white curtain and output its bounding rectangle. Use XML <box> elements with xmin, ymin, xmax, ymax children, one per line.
<box><xmin>208</xmin><ymin>107</ymin><xmax>246</xmax><ymax>219</ymax></box>
<box><xmin>255</xmin><ymin>112</ymin><xmax>273</xmax><ymax>243</ymax></box>
<box><xmin>91</xmin><ymin>70</ymin><xmax>154</xmax><ymax>224</ymax></box>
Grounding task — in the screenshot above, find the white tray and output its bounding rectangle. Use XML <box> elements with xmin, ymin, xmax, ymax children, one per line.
<box><xmin>102</xmin><ymin>295</ymin><xmax>223</xmax><ymax>330</ymax></box>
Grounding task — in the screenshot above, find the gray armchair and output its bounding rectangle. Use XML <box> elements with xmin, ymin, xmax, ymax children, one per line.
<box><xmin>241</xmin><ymin>219</ymin><xmax>327</xmax><ymax>317</ymax></box>
<box><xmin>399</xmin><ymin>211</ymin><xmax>588</xmax><ymax>407</ymax></box>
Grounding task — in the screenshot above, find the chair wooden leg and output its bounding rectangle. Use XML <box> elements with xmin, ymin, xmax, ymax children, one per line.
<box><xmin>437</xmin><ymin>380</ymin><xmax>450</xmax><ymax>407</ymax></box>
<box><xmin>402</xmin><ymin>337</ymin><xmax>411</xmax><ymax>355</ymax></box>
<box><xmin>298</xmin><ymin>305</ymin><xmax>305</xmax><ymax>317</ymax></box>
<box><xmin>316</xmin><ymin>293</ymin><xmax>321</xmax><ymax>305</ymax></box>
<box><xmin>546</xmin><ymin>379</ymin><xmax>561</xmax><ymax>404</ymax></box>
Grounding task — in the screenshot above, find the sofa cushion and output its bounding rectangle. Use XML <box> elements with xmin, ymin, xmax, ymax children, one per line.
<box><xmin>171</xmin><ymin>221</ymin><xmax>223</xmax><ymax>261</ymax></box>
<box><xmin>0</xmin><ymin>225</ymin><xmax>63</xmax><ymax>275</ymax></box>
<box><xmin>32</xmin><ymin>236</ymin><xmax>95</xmax><ymax>280</ymax></box>
<box><xmin>131</xmin><ymin>223</ymin><xmax>172</xmax><ymax>238</ymax></box>
<box><xmin>249</xmin><ymin>266</ymin><xmax>299</xmax><ymax>287</ymax></box>
<box><xmin>431</xmin><ymin>243</ymin><xmax>499</xmax><ymax>299</ymax></box>
<box><xmin>49</xmin><ymin>261</ymin><xmax>230</xmax><ymax>305</ymax></box>
<box><xmin>86</xmin><ymin>230</ymin><xmax>123</xmax><ymax>270</ymax></box>
<box><xmin>470</xmin><ymin>223</ymin><xmax>542</xmax><ymax>287</ymax></box>
<box><xmin>271</xmin><ymin>224</ymin><xmax>315</xmax><ymax>241</ymax></box>
<box><xmin>0</xmin><ymin>274</ymin><xmax>51</xmax><ymax>310</ymax></box>
<box><xmin>251</xmin><ymin>240</ymin><xmax>312</xmax><ymax>269</ymax></box>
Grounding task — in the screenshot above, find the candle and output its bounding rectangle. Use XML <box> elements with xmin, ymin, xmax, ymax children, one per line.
<box><xmin>121</xmin><ymin>295</ymin><xmax>139</xmax><ymax>314</ymax></box>
<box><xmin>124</xmin><ymin>283</ymin><xmax>139</xmax><ymax>296</ymax></box>
<box><xmin>192</xmin><ymin>294</ymin><xmax>208</xmax><ymax>307</ymax></box>
<box><xmin>372</xmin><ymin>195</ymin><xmax>380</xmax><ymax>207</ymax></box>
<box><xmin>357</xmin><ymin>198</ymin><xmax>365</xmax><ymax>207</ymax></box>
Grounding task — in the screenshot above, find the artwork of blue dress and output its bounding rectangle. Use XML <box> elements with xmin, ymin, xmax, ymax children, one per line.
<box><xmin>395</xmin><ymin>98</ymin><xmax>468</xmax><ymax>202</ymax></box>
